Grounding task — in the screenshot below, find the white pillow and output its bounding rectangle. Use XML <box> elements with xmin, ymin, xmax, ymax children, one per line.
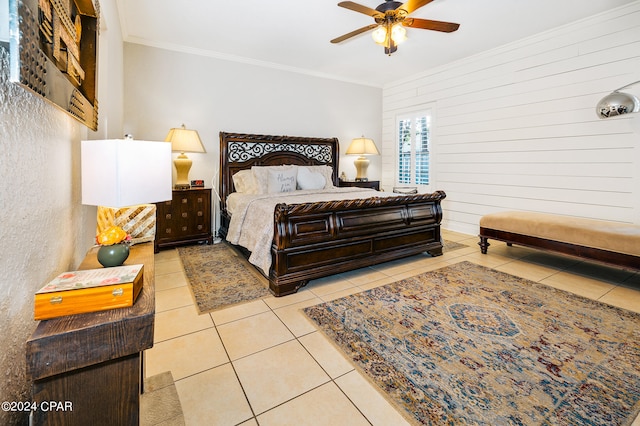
<box><xmin>267</xmin><ymin>168</ymin><xmax>297</xmax><ymax>193</ymax></box>
<box><xmin>252</xmin><ymin>165</ymin><xmax>297</xmax><ymax>193</ymax></box>
<box><xmin>297</xmin><ymin>166</ymin><xmax>326</xmax><ymax>190</ymax></box>
<box><xmin>305</xmin><ymin>165</ymin><xmax>335</xmax><ymax>188</ymax></box>
<box><xmin>232</xmin><ymin>170</ymin><xmax>257</xmax><ymax>194</ymax></box>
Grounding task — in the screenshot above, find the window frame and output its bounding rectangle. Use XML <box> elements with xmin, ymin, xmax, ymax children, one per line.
<box><xmin>395</xmin><ymin>109</ymin><xmax>434</xmax><ymax>191</ymax></box>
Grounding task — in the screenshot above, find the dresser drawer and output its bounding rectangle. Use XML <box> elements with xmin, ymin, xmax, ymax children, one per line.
<box><xmin>154</xmin><ymin>188</ymin><xmax>213</xmax><ymax>252</ymax></box>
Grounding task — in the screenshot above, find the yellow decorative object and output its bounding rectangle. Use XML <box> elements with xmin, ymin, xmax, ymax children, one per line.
<box><xmin>97</xmin><ymin>205</ymin><xmax>157</xmax><ymax>245</ymax></box>
<box><xmin>96</xmin><ymin>226</ymin><xmax>128</xmax><ymax>246</ymax></box>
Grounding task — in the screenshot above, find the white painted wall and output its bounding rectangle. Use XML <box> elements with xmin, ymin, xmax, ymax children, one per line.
<box><xmin>382</xmin><ymin>2</ymin><xmax>640</xmax><ymax>235</ymax></box>
<box><xmin>0</xmin><ymin>0</ymin><xmax>123</xmax><ymax>423</ymax></box>
<box><xmin>122</xmin><ymin>43</ymin><xmax>382</xmax><ymax>233</ymax></box>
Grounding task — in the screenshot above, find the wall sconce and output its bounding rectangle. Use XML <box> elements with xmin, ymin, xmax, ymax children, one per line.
<box><xmin>81</xmin><ymin>138</ymin><xmax>172</xmax><ymax>245</ymax></box>
<box><xmin>345</xmin><ymin>136</ymin><xmax>380</xmax><ymax>182</ymax></box>
<box><xmin>596</xmin><ymin>80</ymin><xmax>640</xmax><ymax>118</ymax></box>
<box><xmin>165</xmin><ymin>124</ymin><xmax>206</xmax><ymax>189</ymax></box>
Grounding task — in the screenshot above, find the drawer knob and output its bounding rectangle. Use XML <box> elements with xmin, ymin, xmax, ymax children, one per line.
<box><xmin>182</xmin><ymin>226</ymin><xmax>188</xmax><ymax>231</ymax></box>
<box><xmin>182</xmin><ymin>212</ymin><xmax>188</xmax><ymax>218</ymax></box>
<box><xmin>182</xmin><ymin>198</ymin><xmax>188</xmax><ymax>204</ymax></box>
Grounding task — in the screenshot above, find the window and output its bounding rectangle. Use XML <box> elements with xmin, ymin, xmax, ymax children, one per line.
<box><xmin>397</xmin><ymin>111</ymin><xmax>431</xmax><ymax>186</ymax></box>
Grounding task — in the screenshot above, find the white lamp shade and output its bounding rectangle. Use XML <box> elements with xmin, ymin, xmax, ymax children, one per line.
<box><xmin>346</xmin><ymin>137</ymin><xmax>380</xmax><ymax>156</ymax></box>
<box><xmin>81</xmin><ymin>139</ymin><xmax>172</xmax><ymax>208</ymax></box>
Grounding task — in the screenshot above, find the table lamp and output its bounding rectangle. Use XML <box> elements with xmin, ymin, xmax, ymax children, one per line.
<box><xmin>81</xmin><ymin>138</ymin><xmax>172</xmax><ymax>248</ymax></box>
<box><xmin>345</xmin><ymin>136</ymin><xmax>380</xmax><ymax>181</ymax></box>
<box><xmin>165</xmin><ymin>124</ymin><xmax>206</xmax><ymax>189</ymax></box>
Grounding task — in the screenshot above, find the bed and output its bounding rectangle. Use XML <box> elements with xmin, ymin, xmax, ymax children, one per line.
<box><xmin>218</xmin><ymin>132</ymin><xmax>446</xmax><ymax>296</ymax></box>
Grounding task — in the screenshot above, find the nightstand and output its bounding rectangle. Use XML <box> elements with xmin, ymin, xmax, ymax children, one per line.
<box><xmin>154</xmin><ymin>188</ymin><xmax>213</xmax><ymax>252</ymax></box>
<box><xmin>339</xmin><ymin>180</ymin><xmax>380</xmax><ymax>191</ymax></box>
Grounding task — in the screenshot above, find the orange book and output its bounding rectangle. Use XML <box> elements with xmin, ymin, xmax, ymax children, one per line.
<box><xmin>34</xmin><ymin>264</ymin><xmax>144</xmax><ymax>320</ymax></box>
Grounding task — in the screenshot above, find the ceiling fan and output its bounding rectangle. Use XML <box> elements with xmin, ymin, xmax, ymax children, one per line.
<box><xmin>331</xmin><ymin>0</ymin><xmax>460</xmax><ymax>55</ymax></box>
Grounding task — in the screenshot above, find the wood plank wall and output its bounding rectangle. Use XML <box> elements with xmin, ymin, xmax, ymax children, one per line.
<box><xmin>381</xmin><ymin>2</ymin><xmax>640</xmax><ymax>235</ymax></box>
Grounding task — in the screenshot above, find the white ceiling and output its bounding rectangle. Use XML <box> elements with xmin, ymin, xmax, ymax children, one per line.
<box><xmin>116</xmin><ymin>0</ymin><xmax>636</xmax><ymax>88</ymax></box>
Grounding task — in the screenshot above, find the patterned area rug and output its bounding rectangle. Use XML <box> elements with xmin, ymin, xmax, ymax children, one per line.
<box><xmin>178</xmin><ymin>243</ymin><xmax>270</xmax><ymax>313</ymax></box>
<box><xmin>303</xmin><ymin>261</ymin><xmax>640</xmax><ymax>425</ymax></box>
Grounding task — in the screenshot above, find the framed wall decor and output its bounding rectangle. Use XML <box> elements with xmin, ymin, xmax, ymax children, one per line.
<box><xmin>8</xmin><ymin>0</ymin><xmax>99</xmax><ymax>130</ymax></box>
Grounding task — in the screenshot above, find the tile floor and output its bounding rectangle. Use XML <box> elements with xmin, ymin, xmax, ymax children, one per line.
<box><xmin>147</xmin><ymin>229</ymin><xmax>640</xmax><ymax>426</ymax></box>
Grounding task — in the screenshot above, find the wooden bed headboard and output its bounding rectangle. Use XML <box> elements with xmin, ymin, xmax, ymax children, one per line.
<box><xmin>219</xmin><ymin>132</ymin><xmax>340</xmax><ymax>210</ymax></box>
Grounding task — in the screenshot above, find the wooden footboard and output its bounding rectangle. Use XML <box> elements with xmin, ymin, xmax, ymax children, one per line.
<box><xmin>268</xmin><ymin>191</ymin><xmax>446</xmax><ymax>296</ymax></box>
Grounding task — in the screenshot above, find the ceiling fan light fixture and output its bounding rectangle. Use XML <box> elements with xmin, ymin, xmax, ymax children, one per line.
<box><xmin>372</xmin><ymin>25</ymin><xmax>387</xmax><ymax>44</ymax></box>
<box><xmin>391</xmin><ymin>23</ymin><xmax>407</xmax><ymax>44</ymax></box>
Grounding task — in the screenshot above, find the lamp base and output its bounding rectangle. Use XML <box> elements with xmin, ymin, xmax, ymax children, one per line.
<box><xmin>353</xmin><ymin>156</ymin><xmax>370</xmax><ymax>182</ymax></box>
<box><xmin>174</xmin><ymin>153</ymin><xmax>192</xmax><ymax>189</ymax></box>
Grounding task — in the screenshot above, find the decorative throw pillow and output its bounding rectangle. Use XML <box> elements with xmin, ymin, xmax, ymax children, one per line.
<box><xmin>267</xmin><ymin>168</ymin><xmax>298</xmax><ymax>193</ymax></box>
<box><xmin>252</xmin><ymin>165</ymin><xmax>297</xmax><ymax>194</ymax></box>
<box><xmin>232</xmin><ymin>170</ymin><xmax>257</xmax><ymax>193</ymax></box>
<box><xmin>305</xmin><ymin>165</ymin><xmax>335</xmax><ymax>188</ymax></box>
<box><xmin>297</xmin><ymin>167</ymin><xmax>326</xmax><ymax>190</ymax></box>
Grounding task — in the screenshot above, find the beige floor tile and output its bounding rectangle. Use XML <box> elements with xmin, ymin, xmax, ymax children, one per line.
<box><xmin>210</xmin><ymin>299</ymin><xmax>271</xmax><ymax>325</ymax></box>
<box><xmin>371</xmin><ymin>255</ymin><xmax>428</xmax><ymax>276</ymax></box>
<box><xmin>145</xmin><ymin>328</ymin><xmax>229</xmax><ymax>380</ymax></box>
<box><xmin>262</xmin><ymin>288</ymin><xmax>317</xmax><ymax>310</ymax></box>
<box><xmin>155</xmin><ymin>258</ymin><xmax>184</xmax><ymax>276</ymax></box>
<box><xmin>358</xmin><ymin>274</ymin><xmax>397</xmax><ymax>291</ymax></box>
<box><xmin>175</xmin><ymin>363</ymin><xmax>253</xmax><ymax>426</ymax></box>
<box><xmin>298</xmin><ymin>331</ymin><xmax>354</xmax><ymax>378</ymax></box>
<box><xmin>564</xmin><ymin>261</ymin><xmax>637</xmax><ymax>284</ymax></box>
<box><xmin>340</xmin><ymin>267</ymin><xmax>388</xmax><ymax>286</ymax></box>
<box><xmin>217</xmin><ymin>311</ymin><xmax>294</xmax><ymax>360</ymax></box>
<box><xmin>442</xmin><ymin>230</ymin><xmax>473</xmax><ymax>242</ymax></box>
<box><xmin>154</xmin><ymin>305</ymin><xmax>213</xmax><ymax>343</ymax></box>
<box><xmin>273</xmin><ymin>297</ymin><xmax>324</xmax><ymax>337</ymax></box>
<box><xmin>233</xmin><ymin>340</ymin><xmax>330</xmax><ymax>414</ymax></box>
<box><xmin>494</xmin><ymin>259</ymin><xmax>560</xmax><ymax>282</ymax></box>
<box><xmin>155</xmin><ymin>271</ymin><xmax>188</xmax><ymax>291</ymax></box>
<box><xmin>520</xmin><ymin>251</ymin><xmax>581</xmax><ymax>270</ymax></box>
<box><xmin>238</xmin><ymin>419</ymin><xmax>259</xmax><ymax>426</ymax></box>
<box><xmin>156</xmin><ymin>285</ymin><xmax>194</xmax><ymax>313</ymax></box>
<box><xmin>257</xmin><ymin>382</ymin><xmax>370</xmax><ymax>426</ymax></box>
<box><xmin>540</xmin><ymin>271</ymin><xmax>617</xmax><ymax>300</ymax></box>
<box><xmin>154</xmin><ymin>249</ymin><xmax>179</xmax><ymax>263</ymax></box>
<box><xmin>598</xmin><ymin>286</ymin><xmax>640</xmax><ymax>313</ymax></box>
<box><xmin>461</xmin><ymin>252</ymin><xmax>516</xmax><ymax>269</ymax></box>
<box><xmin>307</xmin><ymin>276</ymin><xmax>357</xmax><ymax>297</ymax></box>
<box><xmin>335</xmin><ymin>370</ymin><xmax>411</xmax><ymax>426</ymax></box>
<box><xmin>319</xmin><ymin>285</ymin><xmax>363</xmax><ymax>302</ymax></box>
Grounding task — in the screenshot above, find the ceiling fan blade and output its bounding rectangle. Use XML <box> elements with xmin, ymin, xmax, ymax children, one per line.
<box><xmin>397</xmin><ymin>0</ymin><xmax>434</xmax><ymax>15</ymax></box>
<box><xmin>403</xmin><ymin>18</ymin><xmax>460</xmax><ymax>32</ymax></box>
<box><xmin>331</xmin><ymin>24</ymin><xmax>379</xmax><ymax>43</ymax></box>
<box><xmin>337</xmin><ymin>1</ymin><xmax>382</xmax><ymax>17</ymax></box>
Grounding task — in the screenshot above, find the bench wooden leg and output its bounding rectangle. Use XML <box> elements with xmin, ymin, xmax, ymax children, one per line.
<box><xmin>478</xmin><ymin>236</ymin><xmax>490</xmax><ymax>254</ymax></box>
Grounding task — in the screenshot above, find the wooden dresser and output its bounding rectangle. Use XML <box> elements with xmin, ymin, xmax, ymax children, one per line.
<box><xmin>26</xmin><ymin>242</ymin><xmax>155</xmax><ymax>426</ymax></box>
<box><xmin>154</xmin><ymin>187</ymin><xmax>213</xmax><ymax>252</ymax></box>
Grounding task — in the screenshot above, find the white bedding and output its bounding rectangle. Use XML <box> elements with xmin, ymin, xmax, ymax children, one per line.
<box><xmin>226</xmin><ymin>187</ymin><xmax>398</xmax><ymax>274</ymax></box>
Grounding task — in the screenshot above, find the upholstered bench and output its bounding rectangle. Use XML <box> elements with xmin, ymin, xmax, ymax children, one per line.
<box><xmin>478</xmin><ymin>211</ymin><xmax>640</xmax><ymax>270</ymax></box>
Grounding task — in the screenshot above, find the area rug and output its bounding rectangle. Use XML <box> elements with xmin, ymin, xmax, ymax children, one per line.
<box><xmin>178</xmin><ymin>243</ymin><xmax>270</xmax><ymax>313</ymax></box>
<box><xmin>141</xmin><ymin>371</ymin><xmax>184</xmax><ymax>425</ymax></box>
<box><xmin>303</xmin><ymin>261</ymin><xmax>640</xmax><ymax>425</ymax></box>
